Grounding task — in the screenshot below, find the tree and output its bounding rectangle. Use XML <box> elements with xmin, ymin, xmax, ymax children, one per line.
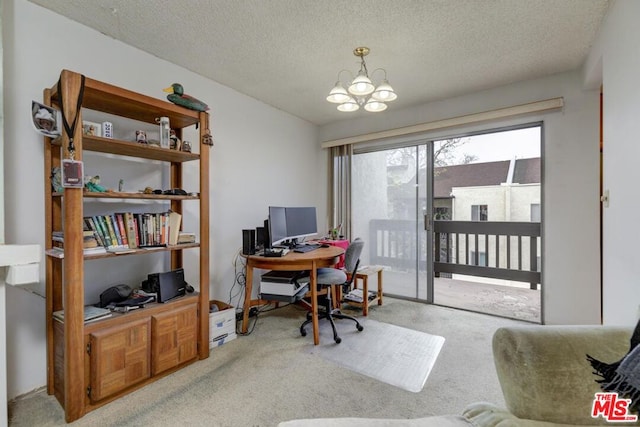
<box><xmin>386</xmin><ymin>137</ymin><xmax>475</xmax><ymax>170</ymax></box>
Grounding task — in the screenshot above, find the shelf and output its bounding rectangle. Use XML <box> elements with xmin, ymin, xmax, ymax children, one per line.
<box><xmin>52</xmin><ymin>191</ymin><xmax>199</xmax><ymax>200</ymax></box>
<box><xmin>49</xmin><ymin>72</ymin><xmax>202</xmax><ymax>128</ymax></box>
<box><xmin>45</xmin><ymin>243</ymin><xmax>200</xmax><ymax>260</ymax></box>
<box><xmin>50</xmin><ymin>135</ymin><xmax>200</xmax><ymax>162</ymax></box>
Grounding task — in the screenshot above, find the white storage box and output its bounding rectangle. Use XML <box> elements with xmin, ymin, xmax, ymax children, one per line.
<box><xmin>210</xmin><ymin>332</ymin><xmax>237</xmax><ymax>349</ymax></box>
<box><xmin>209</xmin><ymin>300</ymin><xmax>236</xmax><ymax>349</ymax></box>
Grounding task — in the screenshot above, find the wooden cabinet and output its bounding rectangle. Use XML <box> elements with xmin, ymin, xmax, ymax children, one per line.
<box><xmin>151</xmin><ymin>303</ymin><xmax>198</xmax><ymax>375</ymax></box>
<box><xmin>43</xmin><ymin>70</ymin><xmax>211</xmax><ymax>422</ymax></box>
<box><xmin>89</xmin><ymin>318</ymin><xmax>151</xmax><ymax>402</ymax></box>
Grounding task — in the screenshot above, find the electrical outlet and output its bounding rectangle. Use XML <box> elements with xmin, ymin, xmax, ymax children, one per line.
<box><xmin>235</xmin><ymin>307</ymin><xmax>259</xmax><ymax>320</ymax></box>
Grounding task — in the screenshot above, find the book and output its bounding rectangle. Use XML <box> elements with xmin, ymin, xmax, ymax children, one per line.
<box><xmin>123</xmin><ymin>212</ymin><xmax>138</xmax><ymax>249</ymax></box>
<box><xmin>84</xmin><ymin>217</ymin><xmax>106</xmax><ymax>247</ymax></box>
<box><xmin>177</xmin><ymin>232</ymin><xmax>196</xmax><ymax>244</ymax></box>
<box><xmin>103</xmin><ymin>215</ymin><xmax>120</xmax><ymax>247</ymax></box>
<box><xmin>106</xmin><ymin>246</ymin><xmax>135</xmax><ymax>254</ymax></box>
<box><xmin>168</xmin><ymin>211</ymin><xmax>182</xmax><ymax>245</ymax></box>
<box><xmin>109</xmin><ymin>214</ymin><xmax>124</xmax><ymax>246</ymax></box>
<box><xmin>93</xmin><ymin>215</ymin><xmax>113</xmax><ymax>248</ymax></box>
<box><xmin>53</xmin><ymin>305</ymin><xmax>112</xmax><ymax>323</ymax></box>
<box><xmin>114</xmin><ymin>213</ymin><xmax>129</xmax><ymax>247</ymax></box>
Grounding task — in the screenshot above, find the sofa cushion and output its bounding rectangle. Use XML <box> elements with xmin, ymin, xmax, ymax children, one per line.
<box><xmin>278</xmin><ymin>415</ymin><xmax>471</xmax><ymax>427</ymax></box>
<box><xmin>492</xmin><ymin>326</ymin><xmax>633</xmax><ymax>425</ymax></box>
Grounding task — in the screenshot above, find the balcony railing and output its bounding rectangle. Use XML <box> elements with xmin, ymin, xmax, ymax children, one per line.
<box><xmin>369</xmin><ymin>219</ymin><xmax>541</xmax><ymax>290</ymax></box>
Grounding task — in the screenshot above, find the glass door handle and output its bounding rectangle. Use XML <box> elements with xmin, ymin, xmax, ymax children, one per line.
<box><xmin>424</xmin><ymin>214</ymin><xmax>431</xmax><ymax>231</ymax></box>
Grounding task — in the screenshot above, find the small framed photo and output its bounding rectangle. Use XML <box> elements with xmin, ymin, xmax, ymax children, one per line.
<box><xmin>31</xmin><ymin>101</ymin><xmax>61</xmax><ymax>137</ymax></box>
<box><xmin>82</xmin><ymin>121</ymin><xmax>102</xmax><ymax>137</ymax></box>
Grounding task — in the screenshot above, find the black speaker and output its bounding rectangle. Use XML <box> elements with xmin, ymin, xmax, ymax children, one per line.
<box><xmin>256</xmin><ymin>226</ymin><xmax>265</xmax><ymax>249</ymax></box>
<box><xmin>242</xmin><ymin>229</ymin><xmax>256</xmax><ymax>255</ymax></box>
<box><xmin>263</xmin><ymin>219</ymin><xmax>271</xmax><ymax>249</ymax></box>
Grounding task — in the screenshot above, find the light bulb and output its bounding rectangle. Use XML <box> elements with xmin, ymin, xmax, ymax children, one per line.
<box><xmin>337</xmin><ymin>99</ymin><xmax>359</xmax><ymax>112</ymax></box>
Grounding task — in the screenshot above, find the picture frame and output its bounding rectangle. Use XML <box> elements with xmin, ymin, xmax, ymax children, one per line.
<box><xmin>82</xmin><ymin>120</ymin><xmax>102</xmax><ymax>137</ymax></box>
<box><xmin>31</xmin><ymin>101</ymin><xmax>61</xmax><ymax>137</ymax></box>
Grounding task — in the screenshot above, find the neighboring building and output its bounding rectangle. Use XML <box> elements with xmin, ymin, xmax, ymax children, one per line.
<box><xmin>434</xmin><ymin>158</ymin><xmax>541</xmax><ymax>285</ymax></box>
<box><xmin>388</xmin><ymin>158</ymin><xmax>541</xmax><ymax>286</ymax></box>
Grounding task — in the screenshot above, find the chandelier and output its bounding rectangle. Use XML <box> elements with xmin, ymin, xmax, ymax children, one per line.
<box><xmin>326</xmin><ymin>47</ymin><xmax>397</xmax><ymax>113</ymax></box>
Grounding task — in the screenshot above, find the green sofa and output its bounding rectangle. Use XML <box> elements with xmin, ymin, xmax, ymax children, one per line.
<box><xmin>279</xmin><ymin>325</ymin><xmax>639</xmax><ymax>426</ymax></box>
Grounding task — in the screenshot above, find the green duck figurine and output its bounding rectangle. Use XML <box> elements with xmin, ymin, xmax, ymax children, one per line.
<box><xmin>163</xmin><ymin>83</ymin><xmax>209</xmax><ymax>112</ymax></box>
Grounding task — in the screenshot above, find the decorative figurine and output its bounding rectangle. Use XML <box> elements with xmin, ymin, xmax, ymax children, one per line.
<box><xmin>135</xmin><ymin>130</ymin><xmax>147</xmax><ymax>144</ymax></box>
<box><xmin>170</xmin><ymin>129</ymin><xmax>181</xmax><ymax>150</ymax></box>
<box><xmin>163</xmin><ymin>83</ymin><xmax>209</xmax><ymax>112</ymax></box>
<box><xmin>50</xmin><ymin>167</ymin><xmax>63</xmax><ymax>193</ymax></box>
<box><xmin>181</xmin><ymin>140</ymin><xmax>192</xmax><ymax>153</ymax></box>
<box><xmin>84</xmin><ymin>175</ymin><xmax>106</xmax><ymax>193</ymax></box>
<box><xmin>202</xmin><ymin>129</ymin><xmax>214</xmax><ymax>146</ymax></box>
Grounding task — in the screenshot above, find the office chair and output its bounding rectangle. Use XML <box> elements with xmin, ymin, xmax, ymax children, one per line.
<box><xmin>300</xmin><ymin>238</ymin><xmax>365</xmax><ymax>344</ymax></box>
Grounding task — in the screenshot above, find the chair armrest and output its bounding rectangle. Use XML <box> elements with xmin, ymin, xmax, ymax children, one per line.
<box><xmin>493</xmin><ymin>325</ymin><xmax>633</xmax><ymax>425</ymax></box>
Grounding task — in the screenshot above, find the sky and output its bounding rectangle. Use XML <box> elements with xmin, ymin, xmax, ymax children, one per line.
<box><xmin>440</xmin><ymin>126</ymin><xmax>541</xmax><ymax>164</ymax></box>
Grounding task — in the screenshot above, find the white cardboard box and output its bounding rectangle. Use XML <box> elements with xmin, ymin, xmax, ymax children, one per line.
<box><xmin>209</xmin><ymin>300</ymin><xmax>236</xmax><ymax>348</ymax></box>
<box><xmin>210</xmin><ymin>332</ymin><xmax>237</xmax><ymax>349</ymax></box>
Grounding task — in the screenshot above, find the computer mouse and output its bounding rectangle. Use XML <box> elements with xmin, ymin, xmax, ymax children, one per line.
<box><xmin>321</xmin><ymin>244</ymin><xmax>330</xmax><ymax>248</ymax></box>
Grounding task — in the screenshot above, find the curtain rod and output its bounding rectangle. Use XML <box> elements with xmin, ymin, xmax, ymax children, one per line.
<box><xmin>321</xmin><ymin>97</ymin><xmax>564</xmax><ymax>148</ymax></box>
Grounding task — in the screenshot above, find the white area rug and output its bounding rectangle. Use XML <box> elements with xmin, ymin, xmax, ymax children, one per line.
<box><xmin>309</xmin><ymin>319</ymin><xmax>445</xmax><ymax>392</ymax></box>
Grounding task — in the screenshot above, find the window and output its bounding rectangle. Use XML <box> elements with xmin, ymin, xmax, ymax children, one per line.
<box><xmin>471</xmin><ymin>204</ymin><xmax>488</xmax><ymax>221</ymax></box>
<box><xmin>531</xmin><ymin>203</ymin><xmax>541</xmax><ymax>222</ymax></box>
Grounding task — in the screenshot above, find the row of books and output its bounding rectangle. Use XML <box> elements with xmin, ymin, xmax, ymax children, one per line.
<box><xmin>83</xmin><ymin>211</ymin><xmax>182</xmax><ymax>251</ymax></box>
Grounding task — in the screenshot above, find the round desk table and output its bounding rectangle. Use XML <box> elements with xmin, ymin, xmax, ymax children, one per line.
<box><xmin>241</xmin><ymin>246</ymin><xmax>344</xmax><ymax>345</ymax></box>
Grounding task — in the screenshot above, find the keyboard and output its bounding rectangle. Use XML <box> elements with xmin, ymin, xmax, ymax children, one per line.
<box><xmin>293</xmin><ymin>244</ymin><xmax>321</xmax><ymax>253</ymax></box>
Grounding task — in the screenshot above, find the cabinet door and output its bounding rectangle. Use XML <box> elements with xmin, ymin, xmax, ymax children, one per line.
<box><xmin>151</xmin><ymin>303</ymin><xmax>198</xmax><ymax>375</ymax></box>
<box><xmin>89</xmin><ymin>318</ymin><xmax>151</xmax><ymax>402</ymax></box>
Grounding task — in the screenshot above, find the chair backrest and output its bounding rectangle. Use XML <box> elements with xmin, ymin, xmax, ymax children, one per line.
<box><xmin>343</xmin><ymin>238</ymin><xmax>364</xmax><ymax>274</ymax></box>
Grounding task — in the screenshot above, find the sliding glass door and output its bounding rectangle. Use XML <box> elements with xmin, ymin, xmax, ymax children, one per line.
<box><xmin>350</xmin><ymin>125</ymin><xmax>542</xmax><ymax>322</ymax></box>
<box><xmin>352</xmin><ymin>143</ymin><xmax>433</xmax><ymax>301</ymax></box>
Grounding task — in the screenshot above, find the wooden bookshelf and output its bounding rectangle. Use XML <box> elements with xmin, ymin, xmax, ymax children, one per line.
<box><xmin>43</xmin><ymin>70</ymin><xmax>211</xmax><ymax>422</ymax></box>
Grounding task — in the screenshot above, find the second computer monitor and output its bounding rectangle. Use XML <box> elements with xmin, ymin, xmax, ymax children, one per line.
<box><xmin>268</xmin><ymin>206</ymin><xmax>317</xmax><ymax>246</ymax></box>
<box><xmin>285</xmin><ymin>207</ymin><xmax>317</xmax><ymax>242</ymax></box>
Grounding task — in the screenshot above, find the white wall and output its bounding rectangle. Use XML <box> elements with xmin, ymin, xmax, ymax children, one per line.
<box><xmin>320</xmin><ymin>71</ymin><xmax>602</xmax><ymax>326</ymax></box>
<box><xmin>2</xmin><ymin>0</ymin><xmax>323</xmax><ymax>399</ymax></box>
<box><xmin>587</xmin><ymin>0</ymin><xmax>640</xmax><ymax>325</ymax></box>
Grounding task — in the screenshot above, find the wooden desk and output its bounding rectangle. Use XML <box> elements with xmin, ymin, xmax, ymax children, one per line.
<box><xmin>241</xmin><ymin>246</ymin><xmax>344</xmax><ymax>345</ymax></box>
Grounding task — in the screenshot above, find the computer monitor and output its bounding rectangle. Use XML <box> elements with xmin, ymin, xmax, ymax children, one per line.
<box><xmin>268</xmin><ymin>206</ymin><xmax>318</xmax><ymax>247</ymax></box>
<box><xmin>285</xmin><ymin>207</ymin><xmax>318</xmax><ymax>243</ymax></box>
<box><xmin>268</xmin><ymin>206</ymin><xmax>288</xmax><ymax>246</ymax></box>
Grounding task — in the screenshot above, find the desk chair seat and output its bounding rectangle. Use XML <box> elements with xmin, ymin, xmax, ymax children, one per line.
<box><xmin>300</xmin><ymin>238</ymin><xmax>365</xmax><ymax>344</ymax></box>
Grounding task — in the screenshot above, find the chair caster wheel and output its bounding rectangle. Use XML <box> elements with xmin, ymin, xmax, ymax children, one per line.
<box><xmin>335</xmin><ymin>337</ymin><xmax>342</xmax><ymax>344</ymax></box>
<box><xmin>357</xmin><ymin>325</ymin><xmax>364</xmax><ymax>332</ymax></box>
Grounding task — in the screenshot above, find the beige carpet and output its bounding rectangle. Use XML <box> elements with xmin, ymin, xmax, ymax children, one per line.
<box><xmin>8</xmin><ymin>298</ymin><xmax>528</xmax><ymax>427</ymax></box>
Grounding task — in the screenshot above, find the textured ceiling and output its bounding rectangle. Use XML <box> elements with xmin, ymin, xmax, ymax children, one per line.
<box><xmin>28</xmin><ymin>0</ymin><xmax>610</xmax><ymax>126</ymax></box>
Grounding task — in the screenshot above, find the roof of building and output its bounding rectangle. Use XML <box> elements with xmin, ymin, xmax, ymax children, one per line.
<box><xmin>432</xmin><ymin>158</ymin><xmax>540</xmax><ymax>198</ymax></box>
